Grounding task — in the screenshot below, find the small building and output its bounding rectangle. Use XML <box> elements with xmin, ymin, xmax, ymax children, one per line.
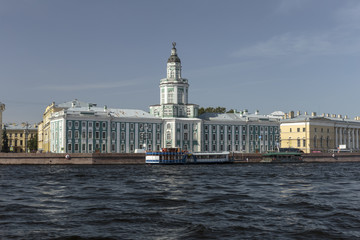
<box><xmin>4</xmin><ymin>123</ymin><xmax>38</xmax><ymax>153</ymax></box>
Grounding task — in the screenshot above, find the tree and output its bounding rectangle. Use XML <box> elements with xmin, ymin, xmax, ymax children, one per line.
<box><xmin>28</xmin><ymin>133</ymin><xmax>38</xmax><ymax>152</ymax></box>
<box><xmin>198</xmin><ymin>106</ymin><xmax>227</xmax><ymax>115</ymax></box>
<box><xmin>1</xmin><ymin>126</ymin><xmax>10</xmax><ymax>153</ymax></box>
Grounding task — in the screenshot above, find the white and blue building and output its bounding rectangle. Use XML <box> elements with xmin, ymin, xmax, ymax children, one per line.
<box><xmin>50</xmin><ymin>43</ymin><xmax>281</xmax><ymax>153</ymax></box>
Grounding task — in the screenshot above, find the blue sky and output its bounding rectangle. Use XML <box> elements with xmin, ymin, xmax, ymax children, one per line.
<box><xmin>1</xmin><ymin>0</ymin><xmax>360</xmax><ymax>123</ymax></box>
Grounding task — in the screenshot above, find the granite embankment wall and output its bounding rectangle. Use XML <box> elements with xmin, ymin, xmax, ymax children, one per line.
<box><xmin>1</xmin><ymin>152</ymin><xmax>360</xmax><ymax>165</ymax></box>
<box><xmin>232</xmin><ymin>152</ymin><xmax>360</xmax><ymax>163</ymax></box>
<box><xmin>0</xmin><ymin>153</ymin><xmax>145</xmax><ymax>165</ymax></box>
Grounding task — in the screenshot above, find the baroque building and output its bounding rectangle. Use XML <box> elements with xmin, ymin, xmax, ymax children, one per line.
<box><xmin>49</xmin><ymin>43</ymin><xmax>281</xmax><ymax>154</ymax></box>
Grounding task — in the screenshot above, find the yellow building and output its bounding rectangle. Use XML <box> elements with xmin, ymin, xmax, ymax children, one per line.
<box><xmin>0</xmin><ymin>102</ymin><xmax>5</xmax><ymax>150</ymax></box>
<box><xmin>5</xmin><ymin>123</ymin><xmax>38</xmax><ymax>153</ymax></box>
<box><xmin>38</xmin><ymin>100</ymin><xmax>94</xmax><ymax>152</ymax></box>
<box><xmin>281</xmin><ymin>111</ymin><xmax>360</xmax><ymax>153</ymax></box>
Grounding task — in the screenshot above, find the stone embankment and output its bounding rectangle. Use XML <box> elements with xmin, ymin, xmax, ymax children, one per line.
<box><xmin>0</xmin><ymin>153</ymin><xmax>145</xmax><ymax>165</ymax></box>
<box><xmin>1</xmin><ymin>152</ymin><xmax>360</xmax><ymax>165</ymax></box>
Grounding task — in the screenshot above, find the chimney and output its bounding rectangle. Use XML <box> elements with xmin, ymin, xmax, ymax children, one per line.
<box><xmin>297</xmin><ymin>111</ymin><xmax>301</xmax><ymax>116</ymax></box>
<box><xmin>304</xmin><ymin>112</ymin><xmax>308</xmax><ymax>116</ymax></box>
<box><xmin>311</xmin><ymin>112</ymin><xmax>316</xmax><ymax>117</ymax></box>
<box><xmin>255</xmin><ymin>110</ymin><xmax>259</xmax><ymax>115</ymax></box>
<box><xmin>338</xmin><ymin>114</ymin><xmax>342</xmax><ymax>118</ymax></box>
<box><xmin>289</xmin><ymin>111</ymin><xmax>295</xmax><ymax>119</ymax></box>
<box><xmin>345</xmin><ymin>115</ymin><xmax>348</xmax><ymax>119</ymax></box>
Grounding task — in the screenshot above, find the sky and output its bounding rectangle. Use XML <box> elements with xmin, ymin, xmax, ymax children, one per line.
<box><xmin>1</xmin><ymin>0</ymin><xmax>360</xmax><ymax>124</ymax></box>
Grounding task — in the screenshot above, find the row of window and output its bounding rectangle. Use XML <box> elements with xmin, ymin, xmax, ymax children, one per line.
<box><xmin>204</xmin><ymin>133</ymin><xmax>278</xmax><ymax>142</ymax></box>
<box><xmin>67</xmin><ymin>121</ymin><xmax>161</xmax><ymax>131</ymax></box>
<box><xmin>204</xmin><ymin>125</ymin><xmax>278</xmax><ymax>133</ymax></box>
<box><xmin>67</xmin><ymin>142</ymin><xmax>161</xmax><ymax>153</ymax></box>
<box><xmin>67</xmin><ymin>130</ymin><xmax>161</xmax><ymax>142</ymax></box>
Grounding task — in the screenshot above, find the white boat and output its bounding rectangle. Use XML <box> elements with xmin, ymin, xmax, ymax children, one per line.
<box><xmin>145</xmin><ymin>148</ymin><xmax>232</xmax><ymax>164</ymax></box>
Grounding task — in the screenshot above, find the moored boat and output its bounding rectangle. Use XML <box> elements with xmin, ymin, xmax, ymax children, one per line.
<box><xmin>261</xmin><ymin>152</ymin><xmax>303</xmax><ymax>163</ymax></box>
<box><xmin>146</xmin><ymin>148</ymin><xmax>232</xmax><ymax>164</ymax></box>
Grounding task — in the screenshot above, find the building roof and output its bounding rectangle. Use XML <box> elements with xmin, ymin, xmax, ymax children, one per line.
<box><xmin>199</xmin><ymin>112</ymin><xmax>280</xmax><ymax>123</ymax></box>
<box><xmin>281</xmin><ymin>115</ymin><xmax>360</xmax><ymax>124</ymax></box>
<box><xmin>167</xmin><ymin>42</ymin><xmax>181</xmax><ymax>63</ymax></box>
<box><xmin>63</xmin><ymin>106</ymin><xmax>160</xmax><ymax>119</ymax></box>
<box><xmin>57</xmin><ymin>99</ymin><xmax>95</xmax><ymax>108</ymax></box>
<box><xmin>3</xmin><ymin>123</ymin><xmax>38</xmax><ymax>130</ymax></box>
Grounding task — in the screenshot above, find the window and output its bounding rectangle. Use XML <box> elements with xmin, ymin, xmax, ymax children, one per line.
<box><xmin>75</xmin><ymin>131</ymin><xmax>79</xmax><ymax>139</ymax></box>
<box><xmin>315</xmin><ymin>128</ymin><xmax>317</xmax><ymax>132</ymax></box>
<box><xmin>96</xmin><ymin>143</ymin><xmax>100</xmax><ymax>150</ymax></box>
<box><xmin>95</xmin><ymin>122</ymin><xmax>100</xmax><ymax>128</ymax></box>
<box><xmin>290</xmin><ymin>128</ymin><xmax>292</xmax><ymax>132</ymax></box>
<box><xmin>121</xmin><ymin>144</ymin><xmax>125</xmax><ymax>152</ymax></box>
<box><xmin>139</xmin><ymin>123</ymin><xmax>143</xmax><ymax>130</ymax></box>
<box><xmin>74</xmin><ymin>143</ymin><xmax>79</xmax><ymax>151</ymax></box>
<box><xmin>111</xmin><ymin>144</ymin><xmax>115</xmax><ymax>152</ymax></box>
<box><xmin>82</xmin><ymin>122</ymin><xmax>86</xmax><ymax>128</ymax></box>
<box><xmin>89</xmin><ymin>144</ymin><xmax>92</xmax><ymax>151</ymax></box>
<box><xmin>184</xmin><ymin>133</ymin><xmax>188</xmax><ymax>141</ymax></box>
<box><xmin>243</xmin><ymin>135</ymin><xmax>246</xmax><ymax>141</ymax></box>
<box><xmin>235</xmin><ymin>126</ymin><xmax>239</xmax><ymax>131</ymax></box>
<box><xmin>220</xmin><ymin>126</ymin><xmax>224</xmax><ymax>131</ymax></box>
<box><xmin>102</xmin><ymin>144</ymin><xmax>106</xmax><ymax>151</ymax></box>
<box><xmin>212</xmin><ymin>126</ymin><xmax>216</xmax><ymax>131</ymax></box>
<box><xmin>184</xmin><ymin>124</ymin><xmax>188</xmax><ymax>130</ymax></box>
<box><xmin>88</xmin><ymin>131</ymin><xmax>93</xmax><ymax>139</ymax></box>
<box><xmin>212</xmin><ymin>134</ymin><xmax>216</xmax><ymax>140</ymax></box>
<box><xmin>102</xmin><ymin>132</ymin><xmax>106</xmax><ymax>139</ymax></box>
<box><xmin>112</xmin><ymin>123</ymin><xmax>116</xmax><ymax>129</ymax></box>
<box><xmin>157</xmin><ymin>124</ymin><xmax>160</xmax><ymax>131</ymax></box>
<box><xmin>303</xmin><ymin>128</ymin><xmax>305</xmax><ymax>132</ymax></box>
<box><xmin>205</xmin><ymin>133</ymin><xmax>208</xmax><ymax>141</ymax></box>
<box><xmin>68</xmin><ymin>121</ymin><xmax>72</xmax><ymax>128</ymax></box>
<box><xmin>82</xmin><ymin>144</ymin><xmax>86</xmax><ymax>151</ymax></box>
<box><xmin>212</xmin><ymin>145</ymin><xmax>216</xmax><ymax>151</ymax></box>
<box><xmin>157</xmin><ymin>133</ymin><xmax>160</xmax><ymax>141</ymax></box>
<box><xmin>205</xmin><ymin>145</ymin><xmax>208</xmax><ymax>151</ymax></box>
<box><xmin>236</xmin><ymin>134</ymin><xmax>239</xmax><ymax>141</ymax></box>
<box><xmin>130</xmin><ymin>132</ymin><xmax>134</xmax><ymax>141</ymax></box>
<box><xmin>82</xmin><ymin>131</ymin><xmax>86</xmax><ymax>139</ymax></box>
<box><xmin>121</xmin><ymin>123</ymin><xmax>125</xmax><ymax>130</ymax></box>
<box><xmin>297</xmin><ymin>128</ymin><xmax>300</xmax><ymax>132</ymax></box>
<box><xmin>220</xmin><ymin>145</ymin><xmax>224</xmax><ymax>151</ymax></box>
<box><xmin>220</xmin><ymin>134</ymin><xmax>224</xmax><ymax>141</ymax></box>
<box><xmin>130</xmin><ymin>144</ymin><xmax>134</xmax><ymax>152</ymax></box>
<box><xmin>130</xmin><ymin>123</ymin><xmax>134</xmax><ymax>130</ymax></box>
<box><xmin>68</xmin><ymin>143</ymin><xmax>72</xmax><ymax>151</ymax></box>
<box><xmin>102</xmin><ymin>122</ymin><xmax>106</xmax><ymax>129</ymax></box>
<box><xmin>20</xmin><ymin>133</ymin><xmax>23</xmax><ymax>137</ymax></box>
<box><xmin>68</xmin><ymin>130</ymin><xmax>72</xmax><ymax>139</ymax></box>
<box><xmin>112</xmin><ymin>132</ymin><xmax>116</xmax><ymax>141</ymax></box>
<box><xmin>297</xmin><ymin>139</ymin><xmax>300</xmax><ymax>147</ymax></box>
<box><xmin>95</xmin><ymin>131</ymin><xmax>100</xmax><ymax>139</ymax></box>
<box><xmin>228</xmin><ymin>134</ymin><xmax>231</xmax><ymax>141</ymax></box>
<box><xmin>205</xmin><ymin>125</ymin><xmax>208</xmax><ymax>131</ymax></box>
<box><xmin>88</xmin><ymin>122</ymin><xmax>93</xmax><ymax>128</ymax></box>
<box><xmin>303</xmin><ymin>139</ymin><xmax>306</xmax><ymax>147</ymax></box>
<box><xmin>121</xmin><ymin>132</ymin><xmax>125</xmax><ymax>140</ymax></box>
<box><xmin>74</xmin><ymin>121</ymin><xmax>79</xmax><ymax>128</ymax></box>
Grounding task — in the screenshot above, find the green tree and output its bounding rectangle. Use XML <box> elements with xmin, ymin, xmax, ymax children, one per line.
<box><xmin>1</xmin><ymin>126</ymin><xmax>10</xmax><ymax>153</ymax></box>
<box><xmin>198</xmin><ymin>106</ymin><xmax>227</xmax><ymax>115</ymax></box>
<box><xmin>28</xmin><ymin>133</ymin><xmax>38</xmax><ymax>152</ymax></box>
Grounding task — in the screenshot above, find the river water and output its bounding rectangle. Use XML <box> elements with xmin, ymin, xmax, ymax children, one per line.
<box><xmin>1</xmin><ymin>163</ymin><xmax>360</xmax><ymax>239</ymax></box>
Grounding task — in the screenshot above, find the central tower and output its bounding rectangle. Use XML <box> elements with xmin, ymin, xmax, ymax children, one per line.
<box><xmin>150</xmin><ymin>42</ymin><xmax>198</xmax><ymax>118</ymax></box>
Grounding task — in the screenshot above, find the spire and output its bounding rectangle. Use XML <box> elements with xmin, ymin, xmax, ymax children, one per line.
<box><xmin>167</xmin><ymin>42</ymin><xmax>181</xmax><ymax>63</ymax></box>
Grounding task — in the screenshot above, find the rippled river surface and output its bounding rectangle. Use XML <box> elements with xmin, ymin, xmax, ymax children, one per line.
<box><xmin>1</xmin><ymin>163</ymin><xmax>360</xmax><ymax>240</ymax></box>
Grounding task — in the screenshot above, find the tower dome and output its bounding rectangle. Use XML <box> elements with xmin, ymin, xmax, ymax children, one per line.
<box><xmin>167</xmin><ymin>42</ymin><xmax>181</xmax><ymax>63</ymax></box>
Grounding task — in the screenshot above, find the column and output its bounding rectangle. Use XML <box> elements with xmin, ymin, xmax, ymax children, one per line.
<box><xmin>339</xmin><ymin>128</ymin><xmax>343</xmax><ymax>145</ymax></box>
<box><xmin>335</xmin><ymin>127</ymin><xmax>338</xmax><ymax>148</ymax></box>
